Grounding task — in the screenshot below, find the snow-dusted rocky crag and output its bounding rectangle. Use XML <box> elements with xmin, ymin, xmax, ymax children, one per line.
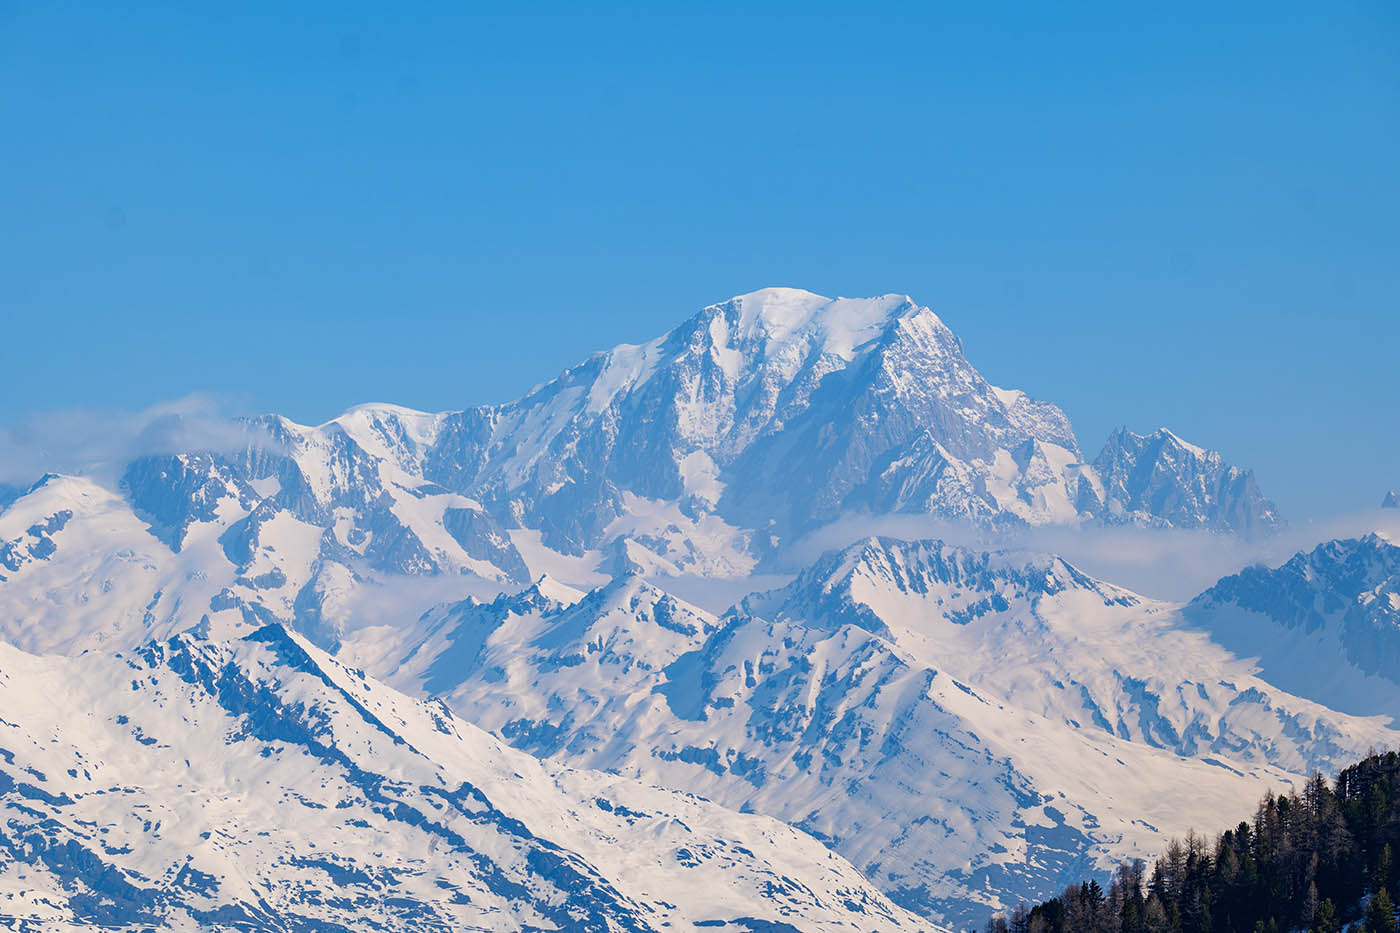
<box><xmin>0</xmin><ymin>289</ymin><xmax>1279</xmax><ymax>657</ymax></box>
<box><xmin>1092</xmin><ymin>427</ymin><xmax>1280</xmax><ymax>536</ymax></box>
<box><xmin>371</xmin><ymin>538</ymin><xmax>1398</xmax><ymax>928</ymax></box>
<box><xmin>0</xmin><ymin>623</ymin><xmax>926</xmax><ymax>932</ymax></box>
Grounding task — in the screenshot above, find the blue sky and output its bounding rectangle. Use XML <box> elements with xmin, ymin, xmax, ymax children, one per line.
<box><xmin>2</xmin><ymin>2</ymin><xmax>1396</xmax><ymax>519</ymax></box>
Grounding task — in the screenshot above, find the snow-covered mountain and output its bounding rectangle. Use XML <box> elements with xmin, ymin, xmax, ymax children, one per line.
<box><xmin>0</xmin><ymin>290</ymin><xmax>1281</xmax><ymax>659</ymax></box>
<box><xmin>0</xmin><ymin>287</ymin><xmax>1320</xmax><ymax>929</ymax></box>
<box><xmin>1089</xmin><ymin>427</ymin><xmax>1281</xmax><ymax>536</ymax></box>
<box><xmin>370</xmin><ymin>537</ymin><xmax>1398</xmax><ymax>928</ymax></box>
<box><xmin>0</xmin><ymin>623</ymin><xmax>929</xmax><ymax>932</ymax></box>
<box><xmin>1186</xmin><ymin>534</ymin><xmax>1400</xmax><ymax>719</ymax></box>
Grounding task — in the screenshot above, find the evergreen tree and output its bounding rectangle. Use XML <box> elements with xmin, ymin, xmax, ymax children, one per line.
<box><xmin>1303</xmin><ymin>879</ymin><xmax>1320</xmax><ymax>927</ymax></box>
<box><xmin>1143</xmin><ymin>897</ymin><xmax>1170</xmax><ymax>933</ymax></box>
<box><xmin>1313</xmin><ymin>898</ymin><xmax>1339</xmax><ymax>933</ymax></box>
<box><xmin>1369</xmin><ymin>887</ymin><xmax>1396</xmax><ymax>933</ymax></box>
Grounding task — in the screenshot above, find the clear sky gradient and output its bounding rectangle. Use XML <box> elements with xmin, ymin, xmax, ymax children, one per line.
<box><xmin>2</xmin><ymin>2</ymin><xmax>1396</xmax><ymax>519</ymax></box>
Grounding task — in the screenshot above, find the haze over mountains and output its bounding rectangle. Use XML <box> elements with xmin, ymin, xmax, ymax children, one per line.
<box><xmin>0</xmin><ymin>289</ymin><xmax>1392</xmax><ymax>930</ymax></box>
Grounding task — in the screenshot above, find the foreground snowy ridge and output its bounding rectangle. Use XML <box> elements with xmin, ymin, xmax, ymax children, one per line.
<box><xmin>0</xmin><ymin>624</ymin><xmax>935</xmax><ymax>931</ymax></box>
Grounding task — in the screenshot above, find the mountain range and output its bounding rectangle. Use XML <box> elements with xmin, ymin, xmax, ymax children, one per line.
<box><xmin>0</xmin><ymin>290</ymin><xmax>1280</xmax><ymax>656</ymax></box>
<box><xmin>0</xmin><ymin>288</ymin><xmax>1380</xmax><ymax>930</ymax></box>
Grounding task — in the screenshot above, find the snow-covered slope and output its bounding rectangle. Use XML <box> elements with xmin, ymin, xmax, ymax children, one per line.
<box><xmin>0</xmin><ymin>624</ymin><xmax>931</xmax><ymax>932</ymax></box>
<box><xmin>377</xmin><ymin>537</ymin><xmax>1397</xmax><ymax>929</ymax></box>
<box><xmin>0</xmin><ymin>473</ymin><xmax>245</xmax><ymax>653</ymax></box>
<box><xmin>1185</xmin><ymin>534</ymin><xmax>1400</xmax><ymax>718</ymax></box>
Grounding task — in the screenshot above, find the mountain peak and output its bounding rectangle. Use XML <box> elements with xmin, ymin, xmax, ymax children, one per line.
<box><xmin>724</xmin><ymin>284</ymin><xmax>827</xmax><ymax>305</ymax></box>
<box><xmin>741</xmin><ymin>535</ymin><xmax>1129</xmax><ymax>640</ymax></box>
<box><xmin>1105</xmin><ymin>426</ymin><xmax>1211</xmax><ymax>460</ymax></box>
<box><xmin>2</xmin><ymin>472</ymin><xmax>122</xmax><ymax>518</ymax></box>
<box><xmin>1383</xmin><ymin>490</ymin><xmax>1399</xmax><ymax>509</ymax></box>
<box><xmin>1091</xmin><ymin>426</ymin><xmax>1281</xmax><ymax>536</ymax></box>
<box><xmin>821</xmin><ymin>535</ymin><xmax>1111</xmax><ymax>598</ymax></box>
<box><xmin>711</xmin><ymin>288</ymin><xmax>921</xmax><ymax>356</ymax></box>
<box><xmin>1190</xmin><ymin>534</ymin><xmax>1400</xmax><ymax>625</ymax></box>
<box><xmin>528</xmin><ymin>573</ymin><xmax>586</xmax><ymax>607</ymax></box>
<box><xmin>1157</xmin><ymin>427</ymin><xmax>1209</xmax><ymax>458</ymax></box>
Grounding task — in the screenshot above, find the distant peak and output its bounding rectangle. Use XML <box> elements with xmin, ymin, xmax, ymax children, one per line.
<box><xmin>1383</xmin><ymin>490</ymin><xmax>1399</xmax><ymax>509</ymax></box>
<box><xmin>324</xmin><ymin>402</ymin><xmax>442</xmax><ymax>428</ymax></box>
<box><xmin>11</xmin><ymin>472</ymin><xmax>115</xmax><ymax>502</ymax></box>
<box><xmin>1295</xmin><ymin>533</ymin><xmax>1396</xmax><ymax>567</ymax></box>
<box><xmin>1158</xmin><ymin>428</ymin><xmax>1208</xmax><ymax>458</ymax></box>
<box><xmin>1108</xmin><ymin>426</ymin><xmax>1210</xmax><ymax>459</ymax></box>
<box><xmin>529</xmin><ymin>573</ymin><xmax>587</xmax><ymax>607</ymax></box>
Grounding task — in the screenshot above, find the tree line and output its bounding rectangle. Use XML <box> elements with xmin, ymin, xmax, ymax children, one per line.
<box><xmin>981</xmin><ymin>751</ymin><xmax>1400</xmax><ymax>933</ymax></box>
